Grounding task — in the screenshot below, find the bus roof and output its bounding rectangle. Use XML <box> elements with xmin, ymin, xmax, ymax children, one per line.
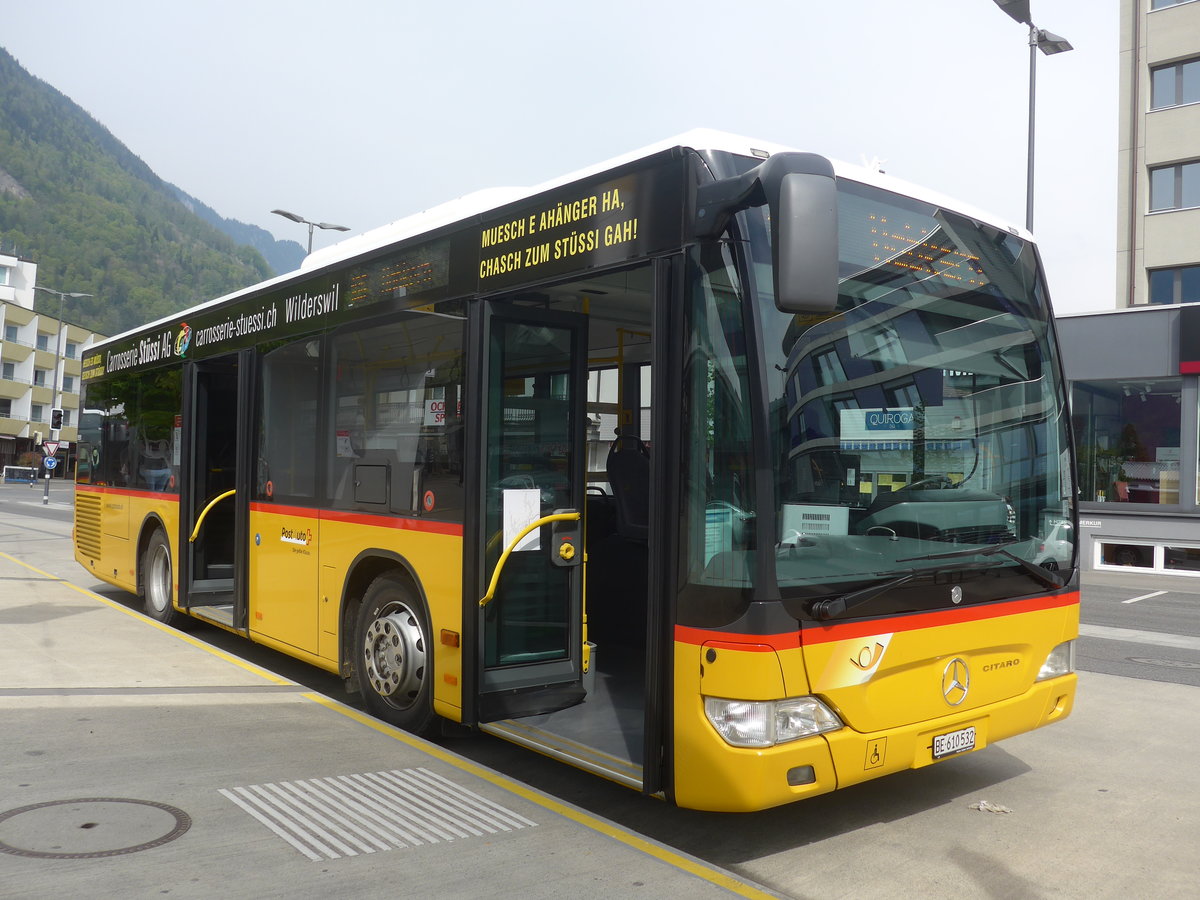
<box><xmin>303</xmin><ymin>129</ymin><xmax>1027</xmax><ymax>274</ymax></box>
<box><xmin>93</xmin><ymin>129</ymin><xmax>1028</xmax><ymax>348</ymax></box>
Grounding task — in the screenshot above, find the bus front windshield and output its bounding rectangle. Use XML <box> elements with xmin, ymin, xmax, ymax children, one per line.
<box><xmin>757</xmin><ymin>180</ymin><xmax>1075</xmax><ymax>620</ymax></box>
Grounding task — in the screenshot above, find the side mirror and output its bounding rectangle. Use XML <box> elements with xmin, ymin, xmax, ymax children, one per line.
<box><xmin>694</xmin><ymin>152</ymin><xmax>839</xmax><ymax>313</ymax></box>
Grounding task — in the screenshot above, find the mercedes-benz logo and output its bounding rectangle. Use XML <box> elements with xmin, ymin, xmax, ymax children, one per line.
<box><xmin>942</xmin><ymin>657</ymin><xmax>970</xmax><ymax>706</ymax></box>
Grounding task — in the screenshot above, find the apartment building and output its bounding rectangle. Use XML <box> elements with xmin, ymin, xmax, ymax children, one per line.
<box><xmin>0</xmin><ymin>252</ymin><xmax>105</xmax><ymax>476</ymax></box>
<box><xmin>1115</xmin><ymin>0</ymin><xmax>1200</xmax><ymax>306</ymax></box>
<box><xmin>1053</xmin><ymin>0</ymin><xmax>1200</xmax><ymax>577</ymax></box>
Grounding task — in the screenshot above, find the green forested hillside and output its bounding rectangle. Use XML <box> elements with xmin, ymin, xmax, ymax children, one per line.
<box><xmin>0</xmin><ymin>47</ymin><xmax>283</xmax><ymax>336</ymax></box>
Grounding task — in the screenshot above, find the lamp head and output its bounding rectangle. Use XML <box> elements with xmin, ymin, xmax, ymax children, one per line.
<box><xmin>1035</xmin><ymin>29</ymin><xmax>1074</xmax><ymax>55</ymax></box>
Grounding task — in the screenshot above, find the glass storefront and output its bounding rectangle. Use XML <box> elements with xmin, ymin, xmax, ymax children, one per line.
<box><xmin>1071</xmin><ymin>378</ymin><xmax>1182</xmax><ymax>506</ymax></box>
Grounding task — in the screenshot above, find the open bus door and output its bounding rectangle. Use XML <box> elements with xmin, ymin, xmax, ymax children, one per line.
<box><xmin>178</xmin><ymin>350</ymin><xmax>253</xmax><ymax>630</ymax></box>
<box><xmin>468</xmin><ymin>302</ymin><xmax>589</xmax><ymax>722</ymax></box>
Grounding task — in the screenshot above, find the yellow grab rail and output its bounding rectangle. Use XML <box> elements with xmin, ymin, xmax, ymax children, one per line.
<box><xmin>189</xmin><ymin>489</ymin><xmax>236</xmax><ymax>543</ymax></box>
<box><xmin>479</xmin><ymin>511</ymin><xmax>580</xmax><ymax>608</ymax></box>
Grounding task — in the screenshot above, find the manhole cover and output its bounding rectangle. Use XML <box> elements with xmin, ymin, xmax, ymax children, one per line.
<box><xmin>0</xmin><ymin>798</ymin><xmax>190</xmax><ymax>859</ymax></box>
<box><xmin>1127</xmin><ymin>657</ymin><xmax>1200</xmax><ymax>670</ymax></box>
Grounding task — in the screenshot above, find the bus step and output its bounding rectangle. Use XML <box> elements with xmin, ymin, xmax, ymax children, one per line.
<box><xmin>188</xmin><ymin>578</ymin><xmax>234</xmax><ymax>607</ymax></box>
<box><xmin>189</xmin><ymin>604</ymin><xmax>237</xmax><ymax>629</ymax></box>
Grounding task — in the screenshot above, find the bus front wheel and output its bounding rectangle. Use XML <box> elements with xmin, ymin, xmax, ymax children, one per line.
<box><xmin>142</xmin><ymin>529</ymin><xmax>183</xmax><ymax>627</ymax></box>
<box><xmin>355</xmin><ymin>573</ymin><xmax>436</xmax><ymax>735</ymax></box>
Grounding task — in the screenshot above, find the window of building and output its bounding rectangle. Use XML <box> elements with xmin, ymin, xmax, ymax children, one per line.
<box><xmin>1098</xmin><ymin>542</ymin><xmax>1154</xmax><ymax>569</ymax></box>
<box><xmin>1151</xmin><ymin>0</ymin><xmax>1198</xmax><ymax>10</ymax></box>
<box><xmin>1151</xmin><ymin>58</ymin><xmax>1200</xmax><ymax>109</ymax></box>
<box><xmin>31</xmin><ymin>404</ymin><xmax>43</xmax><ymax>423</ymax></box>
<box><xmin>1150</xmin><ymin>161</ymin><xmax>1200</xmax><ymax>211</ymax></box>
<box><xmin>36</xmin><ymin>334</ymin><xmax>49</xmax><ymax>351</ymax></box>
<box><xmin>61</xmin><ymin>409</ymin><xmax>72</xmax><ymax>428</ymax></box>
<box><xmin>62</xmin><ymin>375</ymin><xmax>74</xmax><ymax>393</ymax></box>
<box><xmin>0</xmin><ymin>399</ymin><xmax>10</xmax><ymax>418</ymax></box>
<box><xmin>1071</xmin><ymin>378</ymin><xmax>1181</xmax><ymax>505</ymax></box>
<box><xmin>884</xmin><ymin>380</ymin><xmax>921</xmax><ymax>408</ymax></box>
<box><xmin>2</xmin><ymin>362</ymin><xmax>13</xmax><ymax>380</ymax></box>
<box><xmin>4</xmin><ymin>325</ymin><xmax>16</xmax><ymax>342</ymax></box>
<box><xmin>0</xmin><ymin>266</ymin><xmax>9</xmax><ymax>287</ymax></box>
<box><xmin>1149</xmin><ymin>265</ymin><xmax>1200</xmax><ymax>304</ymax></box>
<box><xmin>65</xmin><ymin>342</ymin><xmax>77</xmax><ymax>359</ymax></box>
<box><xmin>813</xmin><ymin>348</ymin><xmax>845</xmax><ymax>386</ymax></box>
<box><xmin>1165</xmin><ymin>546</ymin><xmax>1200</xmax><ymax>572</ymax></box>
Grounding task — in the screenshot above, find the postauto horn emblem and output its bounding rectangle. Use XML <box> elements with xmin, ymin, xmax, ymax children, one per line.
<box><xmin>941</xmin><ymin>657</ymin><xmax>970</xmax><ymax>706</ymax></box>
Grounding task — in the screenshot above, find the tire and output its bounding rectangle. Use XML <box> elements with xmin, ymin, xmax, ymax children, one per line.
<box><xmin>355</xmin><ymin>572</ymin><xmax>436</xmax><ymax>735</ymax></box>
<box><xmin>142</xmin><ymin>529</ymin><xmax>184</xmax><ymax>627</ymax></box>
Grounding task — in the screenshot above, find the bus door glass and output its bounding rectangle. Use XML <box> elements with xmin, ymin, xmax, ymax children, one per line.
<box><xmin>180</xmin><ymin>351</ymin><xmax>252</xmax><ymax>626</ymax></box>
<box><xmin>476</xmin><ymin>304</ymin><xmax>588</xmax><ymax>721</ymax></box>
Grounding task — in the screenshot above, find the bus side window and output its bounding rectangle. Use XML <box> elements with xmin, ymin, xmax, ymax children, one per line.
<box><xmin>328</xmin><ymin>304</ymin><xmax>465</xmax><ymax>520</ymax></box>
<box><xmin>258</xmin><ymin>341</ymin><xmax>320</xmax><ymax>502</ymax></box>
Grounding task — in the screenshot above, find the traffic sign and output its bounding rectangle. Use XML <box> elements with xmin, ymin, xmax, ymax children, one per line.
<box><xmin>42</xmin><ymin>441</ymin><xmax>60</xmax><ymax>457</ymax></box>
<box><xmin>43</xmin><ymin>457</ymin><xmax>58</xmax><ymax>470</ymax></box>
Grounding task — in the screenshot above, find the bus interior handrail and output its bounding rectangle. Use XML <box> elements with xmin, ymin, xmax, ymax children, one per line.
<box><xmin>479</xmin><ymin>511</ymin><xmax>580</xmax><ymax>608</ymax></box>
<box><xmin>189</xmin><ymin>489</ymin><xmax>236</xmax><ymax>543</ymax></box>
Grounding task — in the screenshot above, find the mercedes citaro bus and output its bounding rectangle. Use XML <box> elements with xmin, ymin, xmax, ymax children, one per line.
<box><xmin>74</xmin><ymin>131</ymin><xmax>1077</xmax><ymax>812</ymax></box>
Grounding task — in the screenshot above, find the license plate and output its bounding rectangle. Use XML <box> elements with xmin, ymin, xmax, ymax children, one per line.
<box><xmin>932</xmin><ymin>726</ymin><xmax>976</xmax><ymax>759</ymax></box>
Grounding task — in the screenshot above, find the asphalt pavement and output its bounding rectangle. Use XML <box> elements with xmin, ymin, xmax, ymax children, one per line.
<box><xmin>2</xmin><ymin>483</ymin><xmax>1199</xmax><ymax>898</ymax></box>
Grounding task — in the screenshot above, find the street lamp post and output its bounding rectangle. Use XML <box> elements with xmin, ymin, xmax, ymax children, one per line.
<box><xmin>992</xmin><ymin>0</ymin><xmax>1074</xmax><ymax>232</ymax></box>
<box><xmin>270</xmin><ymin>209</ymin><xmax>350</xmax><ymax>255</ymax></box>
<box><xmin>32</xmin><ymin>286</ymin><xmax>92</xmax><ymax>504</ymax></box>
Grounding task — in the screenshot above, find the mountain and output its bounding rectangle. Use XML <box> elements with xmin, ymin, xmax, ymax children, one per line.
<box><xmin>0</xmin><ymin>46</ymin><xmax>302</xmax><ymax>337</ymax></box>
<box><xmin>173</xmin><ymin>188</ymin><xmax>305</xmax><ymax>277</ymax></box>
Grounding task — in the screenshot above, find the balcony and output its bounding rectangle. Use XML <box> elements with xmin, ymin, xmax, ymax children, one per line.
<box><xmin>0</xmin><ymin>378</ymin><xmax>29</xmax><ymax>401</ymax></box>
<box><xmin>2</xmin><ymin>340</ymin><xmax>32</xmax><ymax>364</ymax></box>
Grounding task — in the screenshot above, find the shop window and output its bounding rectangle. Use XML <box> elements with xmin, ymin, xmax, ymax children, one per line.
<box><xmin>1099</xmin><ymin>542</ymin><xmax>1153</xmax><ymax>568</ymax></box>
<box><xmin>1071</xmin><ymin>378</ymin><xmax>1181</xmax><ymax>505</ymax></box>
<box><xmin>1165</xmin><ymin>546</ymin><xmax>1200</xmax><ymax>573</ymax></box>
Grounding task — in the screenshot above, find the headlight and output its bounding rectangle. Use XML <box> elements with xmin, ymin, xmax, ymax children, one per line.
<box><xmin>704</xmin><ymin>696</ymin><xmax>843</xmax><ymax>748</ymax></box>
<box><xmin>1037</xmin><ymin>640</ymin><xmax>1075</xmax><ymax>681</ymax></box>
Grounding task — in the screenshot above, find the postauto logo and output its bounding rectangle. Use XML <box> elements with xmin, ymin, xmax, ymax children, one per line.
<box><xmin>865</xmin><ymin>409</ymin><xmax>915</xmax><ymax>431</ymax></box>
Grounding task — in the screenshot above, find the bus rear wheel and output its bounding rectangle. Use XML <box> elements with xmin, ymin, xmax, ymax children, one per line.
<box><xmin>142</xmin><ymin>529</ymin><xmax>183</xmax><ymax>627</ymax></box>
<box><xmin>355</xmin><ymin>573</ymin><xmax>436</xmax><ymax>735</ymax></box>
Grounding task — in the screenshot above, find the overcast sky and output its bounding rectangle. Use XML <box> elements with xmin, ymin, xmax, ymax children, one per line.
<box><xmin>5</xmin><ymin>0</ymin><xmax>1116</xmax><ymax>313</ymax></box>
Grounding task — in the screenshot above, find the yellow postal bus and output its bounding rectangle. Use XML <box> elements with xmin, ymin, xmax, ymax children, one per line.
<box><xmin>74</xmin><ymin>131</ymin><xmax>1078</xmax><ymax>812</ymax></box>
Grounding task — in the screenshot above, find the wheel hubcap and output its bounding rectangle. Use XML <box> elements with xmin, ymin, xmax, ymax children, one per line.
<box><xmin>148</xmin><ymin>545</ymin><xmax>171</xmax><ymax>613</ymax></box>
<box><xmin>363</xmin><ymin>604</ymin><xmax>426</xmax><ymax>708</ymax></box>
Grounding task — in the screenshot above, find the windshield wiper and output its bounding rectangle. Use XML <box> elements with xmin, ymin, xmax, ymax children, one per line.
<box><xmin>809</xmin><ymin>542</ymin><xmax>1066</xmax><ymax>622</ymax></box>
<box><xmin>810</xmin><ymin>572</ymin><xmax>920</xmax><ymax>621</ymax></box>
<box><xmin>898</xmin><ymin>540</ymin><xmax>1065</xmax><ymax>590</ymax></box>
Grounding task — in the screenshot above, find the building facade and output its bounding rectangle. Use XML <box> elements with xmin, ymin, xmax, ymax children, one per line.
<box><xmin>0</xmin><ymin>252</ymin><xmax>105</xmax><ymax>476</ymax></box>
<box><xmin>1117</xmin><ymin>0</ymin><xmax>1200</xmax><ymax>306</ymax></box>
<box><xmin>1058</xmin><ymin>305</ymin><xmax>1200</xmax><ymax>576</ymax></box>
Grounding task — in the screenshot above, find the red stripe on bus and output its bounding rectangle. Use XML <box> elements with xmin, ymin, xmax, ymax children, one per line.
<box><xmin>318</xmin><ymin>508</ymin><xmax>464</xmax><ymax>536</ymax></box>
<box><xmin>674</xmin><ymin>591</ymin><xmax>1080</xmax><ymax>650</ymax></box>
<box><xmin>248</xmin><ymin>502</ymin><xmax>463</xmax><ymax>536</ymax></box>
<box><xmin>249</xmin><ymin>501</ymin><xmax>318</xmax><ymax>518</ymax></box>
<box><xmin>74</xmin><ymin>484</ymin><xmax>179</xmax><ymax>501</ymax></box>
